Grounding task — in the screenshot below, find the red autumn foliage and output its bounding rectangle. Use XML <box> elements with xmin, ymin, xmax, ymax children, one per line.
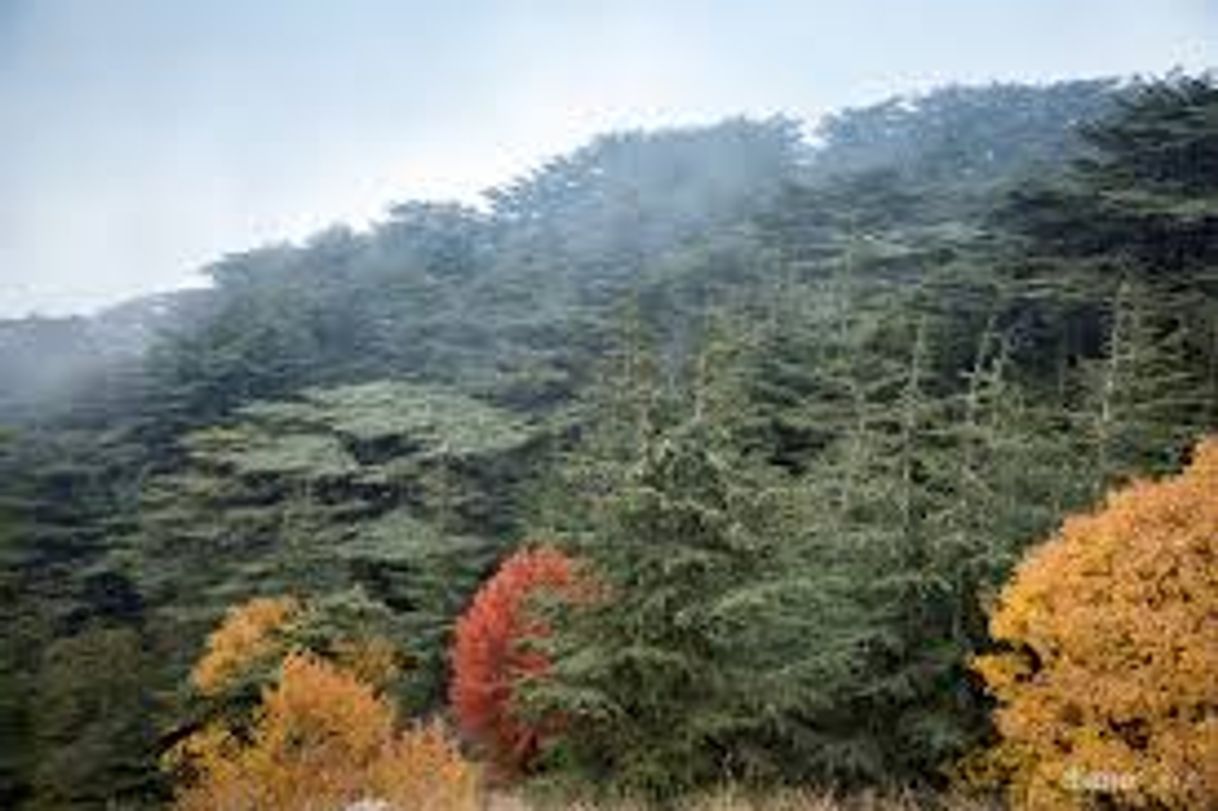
<box><xmin>449</xmin><ymin>545</ymin><xmax>581</xmax><ymax>777</ymax></box>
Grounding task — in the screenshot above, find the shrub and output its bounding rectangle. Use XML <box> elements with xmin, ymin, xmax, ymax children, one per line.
<box><xmin>449</xmin><ymin>546</ymin><xmax>582</xmax><ymax>776</ymax></box>
<box><xmin>972</xmin><ymin>436</ymin><xmax>1218</xmax><ymax>808</ymax></box>
<box><xmin>167</xmin><ymin>651</ymin><xmax>478</xmax><ymax>811</ymax></box>
<box><xmin>191</xmin><ymin>596</ymin><xmax>300</xmax><ymax>696</ymax></box>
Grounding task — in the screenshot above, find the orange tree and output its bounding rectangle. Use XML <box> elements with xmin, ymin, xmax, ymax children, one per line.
<box><xmin>448</xmin><ymin>546</ymin><xmax>583</xmax><ymax>776</ymax></box>
<box><xmin>166</xmin><ymin>596</ymin><xmax>477</xmax><ymax>811</ymax></box>
<box><xmin>972</xmin><ymin>436</ymin><xmax>1218</xmax><ymax>809</ymax></box>
<box><xmin>185</xmin><ymin>592</ymin><xmax>406</xmax><ymax>715</ymax></box>
<box><xmin>168</xmin><ymin>652</ymin><xmax>477</xmax><ymax>811</ymax></box>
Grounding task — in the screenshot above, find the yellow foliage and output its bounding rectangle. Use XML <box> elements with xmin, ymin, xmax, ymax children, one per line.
<box><xmin>168</xmin><ymin>651</ymin><xmax>478</xmax><ymax>811</ymax></box>
<box><xmin>333</xmin><ymin>635</ymin><xmax>403</xmax><ymax>692</ymax></box>
<box><xmin>972</xmin><ymin>436</ymin><xmax>1218</xmax><ymax>809</ymax></box>
<box><xmin>191</xmin><ymin>596</ymin><xmax>300</xmax><ymax>696</ymax></box>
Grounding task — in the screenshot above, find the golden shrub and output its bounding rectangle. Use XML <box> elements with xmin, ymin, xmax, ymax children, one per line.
<box><xmin>170</xmin><ymin>647</ymin><xmax>478</xmax><ymax>810</ymax></box>
<box><xmin>333</xmin><ymin>635</ymin><xmax>403</xmax><ymax>692</ymax></box>
<box><xmin>191</xmin><ymin>595</ymin><xmax>300</xmax><ymax>696</ymax></box>
<box><xmin>972</xmin><ymin>436</ymin><xmax>1218</xmax><ymax>809</ymax></box>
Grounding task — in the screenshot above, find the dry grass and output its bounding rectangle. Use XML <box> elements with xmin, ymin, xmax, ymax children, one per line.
<box><xmin>486</xmin><ymin>788</ymin><xmax>1001</xmax><ymax>811</ymax></box>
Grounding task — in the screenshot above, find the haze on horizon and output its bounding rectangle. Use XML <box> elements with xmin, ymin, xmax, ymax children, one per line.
<box><xmin>2</xmin><ymin>0</ymin><xmax>1215</xmax><ymax>318</ymax></box>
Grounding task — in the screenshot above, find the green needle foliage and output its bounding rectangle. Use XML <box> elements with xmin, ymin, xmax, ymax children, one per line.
<box><xmin>3</xmin><ymin>75</ymin><xmax>1218</xmax><ymax>808</ymax></box>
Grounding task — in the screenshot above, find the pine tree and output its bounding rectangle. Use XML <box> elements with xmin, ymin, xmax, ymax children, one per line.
<box><xmin>524</xmin><ymin>318</ymin><xmax>797</xmax><ymax>796</ymax></box>
<box><xmin>529</xmin><ymin>416</ymin><xmax>769</xmax><ymax>796</ymax></box>
<box><xmin>1079</xmin><ymin>278</ymin><xmax>1205</xmax><ymax>484</ymax></box>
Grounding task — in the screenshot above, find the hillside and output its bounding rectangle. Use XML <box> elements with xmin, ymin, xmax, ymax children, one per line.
<box><xmin>2</xmin><ymin>74</ymin><xmax>1217</xmax><ymax>809</ymax></box>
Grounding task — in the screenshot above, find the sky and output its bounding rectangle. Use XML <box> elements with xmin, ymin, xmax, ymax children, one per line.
<box><xmin>1</xmin><ymin>1</ymin><xmax>1215</xmax><ymax>317</ymax></box>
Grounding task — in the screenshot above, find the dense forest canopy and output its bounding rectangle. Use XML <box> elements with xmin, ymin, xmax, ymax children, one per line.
<box><xmin>2</xmin><ymin>73</ymin><xmax>1217</xmax><ymax>809</ymax></box>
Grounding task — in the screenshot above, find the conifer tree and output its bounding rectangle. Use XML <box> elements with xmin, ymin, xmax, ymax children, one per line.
<box><xmin>530</xmin><ymin>415</ymin><xmax>771</xmax><ymax>796</ymax></box>
<box><xmin>524</xmin><ymin>318</ymin><xmax>796</xmax><ymax>795</ymax></box>
<box><xmin>1079</xmin><ymin>278</ymin><xmax>1204</xmax><ymax>484</ymax></box>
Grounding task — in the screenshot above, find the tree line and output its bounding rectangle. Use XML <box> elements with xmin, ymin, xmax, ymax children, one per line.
<box><xmin>0</xmin><ymin>73</ymin><xmax>1215</xmax><ymax>809</ymax></box>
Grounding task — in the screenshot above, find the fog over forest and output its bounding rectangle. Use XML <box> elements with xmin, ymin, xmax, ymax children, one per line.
<box><xmin>3</xmin><ymin>0</ymin><xmax>1214</xmax><ymax>317</ymax></box>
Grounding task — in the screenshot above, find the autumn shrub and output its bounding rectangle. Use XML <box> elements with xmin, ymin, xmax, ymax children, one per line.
<box><xmin>332</xmin><ymin>635</ymin><xmax>404</xmax><ymax>692</ymax></box>
<box><xmin>449</xmin><ymin>545</ymin><xmax>584</xmax><ymax>777</ymax></box>
<box><xmin>970</xmin><ymin>436</ymin><xmax>1218</xmax><ymax>808</ymax></box>
<box><xmin>167</xmin><ymin>651</ymin><xmax>478</xmax><ymax>811</ymax></box>
<box><xmin>169</xmin><ymin>595</ymin><xmax>476</xmax><ymax>810</ymax></box>
<box><xmin>190</xmin><ymin>592</ymin><xmax>406</xmax><ymax>716</ymax></box>
<box><xmin>191</xmin><ymin>595</ymin><xmax>301</xmax><ymax>696</ymax></box>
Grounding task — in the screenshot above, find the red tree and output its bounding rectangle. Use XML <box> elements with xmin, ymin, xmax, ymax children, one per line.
<box><xmin>449</xmin><ymin>546</ymin><xmax>580</xmax><ymax>776</ymax></box>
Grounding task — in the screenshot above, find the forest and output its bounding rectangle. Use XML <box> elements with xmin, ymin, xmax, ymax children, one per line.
<box><xmin>1</xmin><ymin>73</ymin><xmax>1217</xmax><ymax>810</ymax></box>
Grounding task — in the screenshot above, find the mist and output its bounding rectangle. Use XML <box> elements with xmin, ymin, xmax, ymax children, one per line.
<box><xmin>3</xmin><ymin>0</ymin><xmax>1214</xmax><ymax>318</ymax></box>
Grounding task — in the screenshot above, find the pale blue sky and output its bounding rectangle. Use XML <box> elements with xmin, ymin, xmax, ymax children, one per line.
<box><xmin>2</xmin><ymin>0</ymin><xmax>1215</xmax><ymax>316</ymax></box>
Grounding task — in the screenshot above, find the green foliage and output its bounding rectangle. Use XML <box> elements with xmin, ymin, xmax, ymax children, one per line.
<box><xmin>1003</xmin><ymin>75</ymin><xmax>1218</xmax><ymax>273</ymax></box>
<box><xmin>530</xmin><ymin>415</ymin><xmax>783</xmax><ymax>796</ymax></box>
<box><xmin>4</xmin><ymin>74</ymin><xmax>1218</xmax><ymax>807</ymax></box>
<box><xmin>522</xmin><ymin>75</ymin><xmax>1218</xmax><ymax>797</ymax></box>
<box><xmin>27</xmin><ymin>627</ymin><xmax>162</xmax><ymax>810</ymax></box>
<box><xmin>254</xmin><ymin>380</ymin><xmax>535</xmax><ymax>458</ymax></box>
<box><xmin>118</xmin><ymin>380</ymin><xmax>533</xmax><ymax>717</ymax></box>
<box><xmin>811</xmin><ymin>80</ymin><xmax>1119</xmax><ymax>190</ymax></box>
<box><xmin>0</xmin><ymin>427</ymin><xmax>154</xmax><ymax>808</ymax></box>
<box><xmin>0</xmin><ymin>429</ymin><xmax>34</xmax><ymax>808</ymax></box>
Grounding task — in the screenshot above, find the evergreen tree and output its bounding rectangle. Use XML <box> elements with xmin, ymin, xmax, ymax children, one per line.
<box><xmin>531</xmin><ymin>414</ymin><xmax>780</xmax><ymax>796</ymax></box>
